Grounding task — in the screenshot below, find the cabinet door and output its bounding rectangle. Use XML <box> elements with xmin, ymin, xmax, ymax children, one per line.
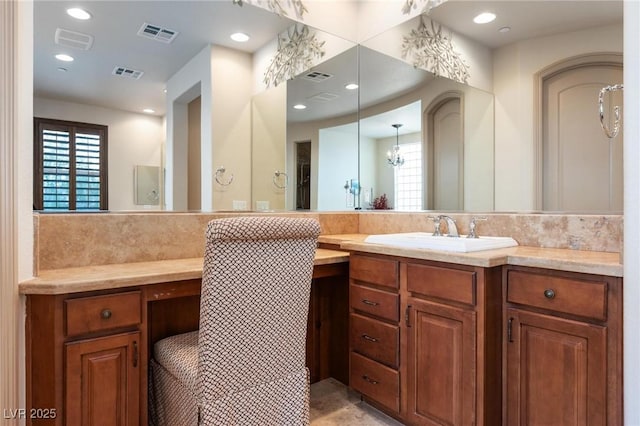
<box><xmin>65</xmin><ymin>331</ymin><xmax>140</xmax><ymax>426</ymax></box>
<box><xmin>506</xmin><ymin>309</ymin><xmax>606</xmax><ymax>426</ymax></box>
<box><xmin>406</xmin><ymin>298</ymin><xmax>476</xmax><ymax>426</ymax></box>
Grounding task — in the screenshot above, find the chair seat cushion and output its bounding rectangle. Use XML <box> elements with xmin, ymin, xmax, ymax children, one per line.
<box><xmin>154</xmin><ymin>330</ymin><xmax>199</xmax><ymax>392</ymax></box>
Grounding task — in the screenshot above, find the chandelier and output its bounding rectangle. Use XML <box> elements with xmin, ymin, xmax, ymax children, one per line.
<box><xmin>387</xmin><ymin>124</ymin><xmax>405</xmax><ymax>167</ymax></box>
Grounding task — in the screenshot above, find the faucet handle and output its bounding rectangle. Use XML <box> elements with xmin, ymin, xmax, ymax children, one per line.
<box><xmin>430</xmin><ymin>216</ymin><xmax>443</xmax><ymax>236</ymax></box>
<box><xmin>467</xmin><ymin>216</ymin><xmax>488</xmax><ymax>239</ymax></box>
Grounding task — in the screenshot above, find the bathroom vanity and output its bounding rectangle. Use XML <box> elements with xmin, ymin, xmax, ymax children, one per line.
<box><xmin>21</xmin><ymin>211</ymin><xmax>624</xmax><ymax>426</ymax></box>
<box><xmin>21</xmin><ymin>251</ymin><xmax>349</xmax><ymax>426</ymax></box>
<box><xmin>339</xmin><ymin>238</ymin><xmax>623</xmax><ymax>426</ymax></box>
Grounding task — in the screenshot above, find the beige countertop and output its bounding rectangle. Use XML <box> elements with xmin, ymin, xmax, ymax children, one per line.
<box><xmin>331</xmin><ymin>234</ymin><xmax>622</xmax><ymax>277</ymax></box>
<box><xmin>21</xmin><ymin>234</ymin><xmax>623</xmax><ymax>296</ymax></box>
<box><xmin>19</xmin><ymin>248</ymin><xmax>350</xmax><ymax>295</ymax></box>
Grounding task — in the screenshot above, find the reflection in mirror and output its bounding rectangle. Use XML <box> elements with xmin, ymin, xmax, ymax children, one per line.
<box><xmin>283</xmin><ymin>46</ymin><xmax>359</xmax><ymax>211</ymax></box>
<box><xmin>134</xmin><ymin>165</ymin><xmax>161</xmax><ymax>206</ymax></box>
<box><xmin>34</xmin><ymin>0</ymin><xmax>624</xmax><ymax>213</ymax></box>
<box><xmin>34</xmin><ymin>1</ymin><xmax>296</xmax><ymax>211</ymax></box>
<box><xmin>428</xmin><ymin>0</ymin><xmax>623</xmax><ymax>212</ymax></box>
<box><xmin>357</xmin><ymin>46</ymin><xmax>494</xmax><ymax>212</ymax></box>
<box><xmin>252</xmin><ymin>84</ymin><xmax>287</xmax><ymax>211</ymax></box>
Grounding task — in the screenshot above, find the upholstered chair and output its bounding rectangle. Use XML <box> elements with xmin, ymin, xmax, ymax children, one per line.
<box><xmin>149</xmin><ymin>216</ymin><xmax>320</xmax><ymax>426</ymax></box>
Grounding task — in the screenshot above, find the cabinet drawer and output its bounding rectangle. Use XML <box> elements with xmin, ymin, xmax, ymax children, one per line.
<box><xmin>350</xmin><ymin>313</ymin><xmax>399</xmax><ymax>368</ymax></box>
<box><xmin>350</xmin><ymin>352</ymin><xmax>399</xmax><ymax>413</ymax></box>
<box><xmin>507</xmin><ymin>270</ymin><xmax>607</xmax><ymax>321</ymax></box>
<box><xmin>66</xmin><ymin>291</ymin><xmax>142</xmax><ymax>337</ymax></box>
<box><xmin>350</xmin><ymin>284</ymin><xmax>399</xmax><ymax>322</ymax></box>
<box><xmin>350</xmin><ymin>254</ymin><xmax>399</xmax><ymax>290</ymax></box>
<box><xmin>407</xmin><ymin>263</ymin><xmax>476</xmax><ymax>305</ymax></box>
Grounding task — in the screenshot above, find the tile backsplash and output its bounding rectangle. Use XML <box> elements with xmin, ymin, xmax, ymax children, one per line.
<box><xmin>34</xmin><ymin>211</ymin><xmax>621</xmax><ymax>273</ymax></box>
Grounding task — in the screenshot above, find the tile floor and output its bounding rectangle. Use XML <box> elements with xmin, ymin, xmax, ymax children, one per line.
<box><xmin>310</xmin><ymin>378</ymin><xmax>403</xmax><ymax>425</ymax></box>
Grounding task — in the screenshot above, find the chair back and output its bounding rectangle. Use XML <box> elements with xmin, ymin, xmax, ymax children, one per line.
<box><xmin>196</xmin><ymin>216</ymin><xmax>320</xmax><ymax>403</ymax></box>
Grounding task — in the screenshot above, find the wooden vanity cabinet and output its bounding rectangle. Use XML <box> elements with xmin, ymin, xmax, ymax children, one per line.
<box><xmin>348</xmin><ymin>253</ymin><xmax>502</xmax><ymax>425</ymax></box>
<box><xmin>404</xmin><ymin>260</ymin><xmax>502</xmax><ymax>426</ymax></box>
<box><xmin>65</xmin><ymin>331</ymin><xmax>140</xmax><ymax>425</ymax></box>
<box><xmin>26</xmin><ymin>290</ymin><xmax>143</xmax><ymax>426</ymax></box>
<box><xmin>349</xmin><ymin>253</ymin><xmax>401</xmax><ymax>415</ymax></box>
<box><xmin>504</xmin><ymin>266</ymin><xmax>623</xmax><ymax>426</ymax></box>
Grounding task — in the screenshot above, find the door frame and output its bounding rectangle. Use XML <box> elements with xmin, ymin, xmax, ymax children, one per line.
<box><xmin>424</xmin><ymin>90</ymin><xmax>464</xmax><ymax>210</ymax></box>
<box><xmin>533</xmin><ymin>53</ymin><xmax>623</xmax><ymax>209</ymax></box>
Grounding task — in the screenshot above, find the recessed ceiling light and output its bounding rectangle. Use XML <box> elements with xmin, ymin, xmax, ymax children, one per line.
<box><xmin>345</xmin><ymin>83</ymin><xmax>359</xmax><ymax>90</ymax></box>
<box><xmin>473</xmin><ymin>12</ymin><xmax>496</xmax><ymax>24</ymax></box>
<box><xmin>498</xmin><ymin>26</ymin><xmax>511</xmax><ymax>33</ymax></box>
<box><xmin>66</xmin><ymin>7</ymin><xmax>92</xmax><ymax>20</ymax></box>
<box><xmin>293</xmin><ymin>104</ymin><xmax>307</xmax><ymax>110</ymax></box>
<box><xmin>163</xmin><ymin>88</ymin><xmax>167</xmax><ymax>93</ymax></box>
<box><xmin>55</xmin><ymin>54</ymin><xmax>74</xmax><ymax>62</ymax></box>
<box><xmin>230</xmin><ymin>32</ymin><xmax>250</xmax><ymax>42</ymax></box>
<box><xmin>143</xmin><ymin>108</ymin><xmax>155</xmax><ymax>114</ymax></box>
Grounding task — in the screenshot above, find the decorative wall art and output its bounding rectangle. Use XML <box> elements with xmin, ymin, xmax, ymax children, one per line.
<box><xmin>263</xmin><ymin>25</ymin><xmax>326</xmax><ymax>88</ymax></box>
<box><xmin>401</xmin><ymin>16</ymin><xmax>470</xmax><ymax>84</ymax></box>
<box><xmin>232</xmin><ymin>0</ymin><xmax>307</xmax><ymax>19</ymax></box>
<box><xmin>402</xmin><ymin>0</ymin><xmax>447</xmax><ymax>15</ymax></box>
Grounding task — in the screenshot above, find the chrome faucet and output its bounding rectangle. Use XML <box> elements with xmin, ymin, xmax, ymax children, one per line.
<box><xmin>467</xmin><ymin>217</ymin><xmax>487</xmax><ymax>239</ymax></box>
<box><xmin>431</xmin><ymin>215</ymin><xmax>459</xmax><ymax>237</ymax></box>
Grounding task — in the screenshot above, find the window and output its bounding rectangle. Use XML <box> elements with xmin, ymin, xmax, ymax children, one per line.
<box><xmin>394</xmin><ymin>142</ymin><xmax>422</xmax><ymax>210</ymax></box>
<box><xmin>34</xmin><ymin>118</ymin><xmax>108</xmax><ymax>211</ymax></box>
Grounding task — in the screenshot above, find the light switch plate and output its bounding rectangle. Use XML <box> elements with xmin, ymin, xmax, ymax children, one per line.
<box><xmin>256</xmin><ymin>200</ymin><xmax>269</xmax><ymax>211</ymax></box>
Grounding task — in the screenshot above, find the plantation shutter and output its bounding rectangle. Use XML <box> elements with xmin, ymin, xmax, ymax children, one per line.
<box><xmin>34</xmin><ymin>118</ymin><xmax>108</xmax><ymax>210</ymax></box>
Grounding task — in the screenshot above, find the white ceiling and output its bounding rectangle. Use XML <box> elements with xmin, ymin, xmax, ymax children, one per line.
<box><xmin>34</xmin><ymin>0</ymin><xmax>623</xmax><ymax>129</ymax></box>
<box><xmin>430</xmin><ymin>0</ymin><xmax>622</xmax><ymax>49</ymax></box>
<box><xmin>34</xmin><ymin>1</ymin><xmax>295</xmax><ymax>116</ymax></box>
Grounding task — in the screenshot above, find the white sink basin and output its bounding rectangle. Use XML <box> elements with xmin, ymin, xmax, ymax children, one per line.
<box><xmin>364</xmin><ymin>232</ymin><xmax>518</xmax><ymax>253</ymax></box>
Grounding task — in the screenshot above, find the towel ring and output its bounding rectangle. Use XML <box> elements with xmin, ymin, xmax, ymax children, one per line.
<box><xmin>598</xmin><ymin>84</ymin><xmax>624</xmax><ymax>139</ymax></box>
<box><xmin>215</xmin><ymin>166</ymin><xmax>234</xmax><ymax>186</ymax></box>
<box><xmin>273</xmin><ymin>170</ymin><xmax>288</xmax><ymax>189</ymax></box>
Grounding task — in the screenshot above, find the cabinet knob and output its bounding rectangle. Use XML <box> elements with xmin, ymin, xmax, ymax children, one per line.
<box><xmin>543</xmin><ymin>289</ymin><xmax>556</xmax><ymax>299</ymax></box>
<box><xmin>101</xmin><ymin>309</ymin><xmax>112</xmax><ymax>319</ymax></box>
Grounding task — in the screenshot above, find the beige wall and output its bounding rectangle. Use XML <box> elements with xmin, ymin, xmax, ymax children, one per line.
<box><xmin>34</xmin><ymin>97</ymin><xmax>164</xmax><ymax>211</ymax></box>
<box><xmin>493</xmin><ymin>23</ymin><xmax>623</xmax><ymax>211</ymax></box>
<box><xmin>252</xmin><ymin>84</ymin><xmax>287</xmax><ymax>210</ymax></box>
<box><xmin>2</xmin><ymin>0</ymin><xmax>33</xmax><ymax>419</ymax></box>
<box><xmin>210</xmin><ymin>45</ymin><xmax>253</xmax><ymax>210</ymax></box>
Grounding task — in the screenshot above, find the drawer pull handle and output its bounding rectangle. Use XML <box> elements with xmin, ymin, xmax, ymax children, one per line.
<box><xmin>361</xmin><ymin>299</ymin><xmax>379</xmax><ymax>306</ymax></box>
<box><xmin>543</xmin><ymin>289</ymin><xmax>556</xmax><ymax>299</ymax></box>
<box><xmin>361</xmin><ymin>334</ymin><xmax>378</xmax><ymax>343</ymax></box>
<box><xmin>362</xmin><ymin>375</ymin><xmax>379</xmax><ymax>385</ymax></box>
<box><xmin>100</xmin><ymin>309</ymin><xmax>112</xmax><ymax>319</ymax></box>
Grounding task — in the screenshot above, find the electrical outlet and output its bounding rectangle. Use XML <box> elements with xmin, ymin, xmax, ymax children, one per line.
<box><xmin>256</xmin><ymin>201</ymin><xmax>270</xmax><ymax>211</ymax></box>
<box><xmin>232</xmin><ymin>200</ymin><xmax>247</xmax><ymax>210</ymax></box>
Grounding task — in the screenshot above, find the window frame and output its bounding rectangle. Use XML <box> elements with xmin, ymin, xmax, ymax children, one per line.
<box><xmin>33</xmin><ymin>117</ymin><xmax>108</xmax><ymax>211</ymax></box>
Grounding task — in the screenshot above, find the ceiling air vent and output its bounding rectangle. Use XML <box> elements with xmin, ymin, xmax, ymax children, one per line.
<box><xmin>301</xmin><ymin>71</ymin><xmax>333</xmax><ymax>82</ymax></box>
<box><xmin>112</xmin><ymin>66</ymin><xmax>144</xmax><ymax>80</ymax></box>
<box><xmin>137</xmin><ymin>23</ymin><xmax>179</xmax><ymax>43</ymax></box>
<box><xmin>55</xmin><ymin>28</ymin><xmax>94</xmax><ymax>50</ymax></box>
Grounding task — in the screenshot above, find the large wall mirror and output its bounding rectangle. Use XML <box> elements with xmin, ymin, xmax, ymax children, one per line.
<box><xmin>33</xmin><ymin>0</ymin><xmax>623</xmax><ymax>213</ymax></box>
